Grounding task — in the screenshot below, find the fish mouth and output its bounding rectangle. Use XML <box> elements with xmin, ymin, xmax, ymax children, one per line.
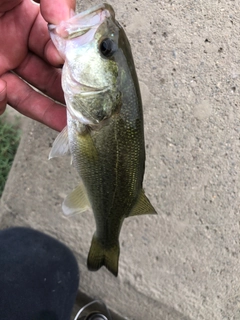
<box><xmin>72</xmin><ymin>83</ymin><xmax>109</xmax><ymax>96</ymax></box>
<box><xmin>65</xmin><ymin>73</ymin><xmax>109</xmax><ymax>96</ymax></box>
<box><xmin>48</xmin><ymin>4</ymin><xmax>114</xmax><ymax>40</ymax></box>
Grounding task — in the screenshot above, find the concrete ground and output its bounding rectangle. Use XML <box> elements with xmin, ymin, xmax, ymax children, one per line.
<box><xmin>1</xmin><ymin>0</ymin><xmax>240</xmax><ymax>319</ymax></box>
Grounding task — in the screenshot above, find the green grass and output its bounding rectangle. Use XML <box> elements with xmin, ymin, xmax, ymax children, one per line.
<box><xmin>0</xmin><ymin>116</ymin><xmax>21</xmax><ymax>197</ymax></box>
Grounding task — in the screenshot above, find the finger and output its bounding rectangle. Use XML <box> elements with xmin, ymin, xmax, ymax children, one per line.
<box><xmin>0</xmin><ymin>78</ymin><xmax>7</xmax><ymax>115</ymax></box>
<box><xmin>2</xmin><ymin>72</ymin><xmax>66</xmax><ymax>131</ymax></box>
<box><xmin>40</xmin><ymin>0</ymin><xmax>76</xmax><ymax>25</ymax></box>
<box><xmin>14</xmin><ymin>52</ymin><xmax>64</xmax><ymax>104</ymax></box>
<box><xmin>29</xmin><ymin>11</ymin><xmax>64</xmax><ymax>66</ymax></box>
<box><xmin>0</xmin><ymin>0</ymin><xmax>22</xmax><ymax>13</ymax></box>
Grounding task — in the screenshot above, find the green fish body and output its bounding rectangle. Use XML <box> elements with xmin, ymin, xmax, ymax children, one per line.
<box><xmin>49</xmin><ymin>3</ymin><xmax>157</xmax><ymax>277</ymax></box>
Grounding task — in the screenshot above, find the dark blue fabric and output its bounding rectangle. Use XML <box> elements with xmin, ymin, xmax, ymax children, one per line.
<box><xmin>0</xmin><ymin>227</ymin><xmax>79</xmax><ymax>320</ymax></box>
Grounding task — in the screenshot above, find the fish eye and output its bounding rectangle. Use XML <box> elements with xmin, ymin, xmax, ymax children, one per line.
<box><xmin>99</xmin><ymin>38</ymin><xmax>116</xmax><ymax>58</ymax></box>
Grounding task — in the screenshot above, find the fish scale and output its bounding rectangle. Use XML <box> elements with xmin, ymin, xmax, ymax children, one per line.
<box><xmin>49</xmin><ymin>3</ymin><xmax>157</xmax><ymax>277</ymax></box>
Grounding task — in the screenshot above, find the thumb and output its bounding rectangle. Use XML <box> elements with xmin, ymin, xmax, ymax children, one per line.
<box><xmin>40</xmin><ymin>0</ymin><xmax>75</xmax><ymax>25</ymax></box>
<box><xmin>0</xmin><ymin>79</ymin><xmax>7</xmax><ymax>115</ymax></box>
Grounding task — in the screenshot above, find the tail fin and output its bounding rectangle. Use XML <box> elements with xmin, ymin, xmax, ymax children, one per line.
<box><xmin>87</xmin><ymin>234</ymin><xmax>120</xmax><ymax>277</ymax></box>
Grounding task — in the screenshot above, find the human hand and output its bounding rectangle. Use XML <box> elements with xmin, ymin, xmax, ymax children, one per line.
<box><xmin>0</xmin><ymin>0</ymin><xmax>75</xmax><ymax>131</ymax></box>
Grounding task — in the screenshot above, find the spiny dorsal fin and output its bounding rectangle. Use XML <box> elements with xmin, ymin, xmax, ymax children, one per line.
<box><xmin>62</xmin><ymin>182</ymin><xmax>90</xmax><ymax>216</ymax></box>
<box><xmin>49</xmin><ymin>126</ymin><xmax>69</xmax><ymax>159</ymax></box>
<box><xmin>128</xmin><ymin>189</ymin><xmax>157</xmax><ymax>217</ymax></box>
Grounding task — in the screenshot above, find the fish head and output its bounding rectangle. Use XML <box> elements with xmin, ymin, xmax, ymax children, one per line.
<box><xmin>49</xmin><ymin>3</ymin><xmax>131</xmax><ymax>126</ymax></box>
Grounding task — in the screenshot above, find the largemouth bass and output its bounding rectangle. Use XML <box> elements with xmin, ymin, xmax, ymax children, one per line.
<box><xmin>49</xmin><ymin>3</ymin><xmax>157</xmax><ymax>277</ymax></box>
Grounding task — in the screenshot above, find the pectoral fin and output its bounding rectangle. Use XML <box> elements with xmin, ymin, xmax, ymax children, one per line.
<box><xmin>49</xmin><ymin>126</ymin><xmax>69</xmax><ymax>159</ymax></box>
<box><xmin>128</xmin><ymin>189</ymin><xmax>157</xmax><ymax>217</ymax></box>
<box><xmin>62</xmin><ymin>182</ymin><xmax>90</xmax><ymax>216</ymax></box>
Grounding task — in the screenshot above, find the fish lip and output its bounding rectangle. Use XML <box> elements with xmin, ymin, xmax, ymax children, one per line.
<box><xmin>76</xmin><ymin>86</ymin><xmax>109</xmax><ymax>96</ymax></box>
<box><xmin>65</xmin><ymin>72</ymin><xmax>109</xmax><ymax>95</ymax></box>
<box><xmin>48</xmin><ymin>3</ymin><xmax>113</xmax><ymax>40</ymax></box>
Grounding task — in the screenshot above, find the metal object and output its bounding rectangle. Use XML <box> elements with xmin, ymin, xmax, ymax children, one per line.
<box><xmin>82</xmin><ymin>313</ymin><xmax>108</xmax><ymax>320</ymax></box>
<box><xmin>74</xmin><ymin>300</ymin><xmax>112</xmax><ymax>320</ymax></box>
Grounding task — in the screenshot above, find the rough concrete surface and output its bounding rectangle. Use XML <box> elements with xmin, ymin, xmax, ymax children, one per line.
<box><xmin>0</xmin><ymin>0</ymin><xmax>240</xmax><ymax>319</ymax></box>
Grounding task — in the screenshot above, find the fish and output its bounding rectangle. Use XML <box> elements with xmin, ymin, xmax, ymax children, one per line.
<box><xmin>48</xmin><ymin>3</ymin><xmax>157</xmax><ymax>277</ymax></box>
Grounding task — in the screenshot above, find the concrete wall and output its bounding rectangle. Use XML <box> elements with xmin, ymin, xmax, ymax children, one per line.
<box><xmin>1</xmin><ymin>1</ymin><xmax>240</xmax><ymax>319</ymax></box>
